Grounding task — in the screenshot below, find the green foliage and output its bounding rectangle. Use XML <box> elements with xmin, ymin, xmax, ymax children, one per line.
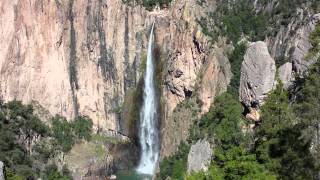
<box><xmin>189</xmin><ymin>93</ymin><xmax>244</xmax><ymax>148</ymax></box>
<box><xmin>185</xmin><ymin>93</ymin><xmax>275</xmax><ymax>180</ymax></box>
<box><xmin>228</xmin><ymin>43</ymin><xmax>247</xmax><ymax>95</ymax></box>
<box><xmin>308</xmin><ymin>24</ymin><xmax>320</xmax><ymax>59</ymax></box>
<box><xmin>212</xmin><ymin>146</ymin><xmax>276</xmax><ymax>180</ymax></box>
<box><xmin>219</xmin><ymin>0</ymin><xmax>267</xmax><ymax>43</ymax></box>
<box><xmin>42</xmin><ymin>164</ymin><xmax>72</xmax><ymax>180</ymax></box>
<box><xmin>260</xmin><ymin>0</ymin><xmax>319</xmax><ymax>27</ymax></box>
<box><xmin>159</xmin><ymin>93</ymin><xmax>263</xmax><ymax>179</ymax></box>
<box><xmin>122</xmin><ymin>80</ymin><xmax>144</xmax><ymax>138</ymax></box>
<box><xmin>72</xmin><ymin>116</ymin><xmax>93</xmax><ymax>141</ymax></box>
<box><xmin>51</xmin><ymin>116</ymin><xmax>75</xmax><ymax>153</ymax></box>
<box><xmin>187</xmin><ymin>164</ymin><xmax>224</xmax><ymax>180</ymax></box>
<box><xmin>5</xmin><ymin>169</ymin><xmax>24</xmax><ymax>180</ymax></box>
<box><xmin>257</xmin><ymin>83</ymin><xmax>292</xmax><ymax>138</ymax></box>
<box><xmin>292</xmin><ymin>58</ymin><xmax>320</xmax><ymax>176</ymax></box>
<box><xmin>163</xmin><ymin>13</ymin><xmax>320</xmax><ymax>180</ymax></box>
<box><xmin>157</xmin><ymin>143</ymin><xmax>190</xmax><ymax>180</ymax></box>
<box><xmin>199</xmin><ymin>0</ymin><xmax>268</xmax><ymax>44</ymax></box>
<box><xmin>139</xmin><ymin>53</ymin><xmax>147</xmax><ymax>73</ymax></box>
<box><xmin>0</xmin><ymin>101</ymin><xmax>93</xmax><ymax>179</ymax></box>
<box><xmin>0</xmin><ymin>101</ymin><xmax>49</xmax><ymax>179</ymax></box>
<box><xmin>0</xmin><ymin>101</ymin><xmax>77</xmax><ymax>180</ymax></box>
<box><xmin>123</xmin><ymin>0</ymin><xmax>172</xmax><ymax>10</ymax></box>
<box><xmin>254</xmin><ymin>83</ymin><xmax>318</xmax><ymax>179</ymax></box>
<box><xmin>52</xmin><ymin>115</ymin><xmax>93</xmax><ymax>153</ymax></box>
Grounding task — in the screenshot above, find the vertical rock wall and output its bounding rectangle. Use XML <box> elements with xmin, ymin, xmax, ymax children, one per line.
<box><xmin>0</xmin><ymin>0</ymin><xmax>148</xmax><ymax>131</ymax></box>
<box><xmin>0</xmin><ymin>0</ymin><xmax>231</xmax><ymax>158</ymax></box>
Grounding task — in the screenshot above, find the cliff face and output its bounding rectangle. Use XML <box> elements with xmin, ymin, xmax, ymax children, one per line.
<box><xmin>152</xmin><ymin>0</ymin><xmax>231</xmax><ymax>157</ymax></box>
<box><xmin>0</xmin><ymin>0</ymin><xmax>148</xmax><ymax>131</ymax></box>
<box><xmin>0</xmin><ymin>0</ymin><xmax>231</xmax><ymax>158</ymax></box>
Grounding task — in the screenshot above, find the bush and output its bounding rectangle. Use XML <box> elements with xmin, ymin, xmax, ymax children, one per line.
<box><xmin>157</xmin><ymin>142</ymin><xmax>190</xmax><ymax>180</ymax></box>
<box><xmin>51</xmin><ymin>116</ymin><xmax>75</xmax><ymax>153</ymax></box>
<box><xmin>227</xmin><ymin>43</ymin><xmax>247</xmax><ymax>95</ymax></box>
<box><xmin>42</xmin><ymin>164</ymin><xmax>72</xmax><ymax>180</ymax></box>
<box><xmin>72</xmin><ymin>116</ymin><xmax>93</xmax><ymax>141</ymax></box>
<box><xmin>123</xmin><ymin>0</ymin><xmax>172</xmax><ymax>10</ymax></box>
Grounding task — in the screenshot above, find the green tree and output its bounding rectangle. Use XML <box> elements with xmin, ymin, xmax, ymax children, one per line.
<box><xmin>72</xmin><ymin>116</ymin><xmax>93</xmax><ymax>141</ymax></box>
<box><xmin>191</xmin><ymin>93</ymin><xmax>244</xmax><ymax>149</ymax></box>
<box><xmin>228</xmin><ymin>43</ymin><xmax>247</xmax><ymax>95</ymax></box>
<box><xmin>255</xmin><ymin>83</ymin><xmax>317</xmax><ymax>179</ymax></box>
<box><xmin>157</xmin><ymin>142</ymin><xmax>190</xmax><ymax>180</ymax></box>
<box><xmin>42</xmin><ymin>164</ymin><xmax>72</xmax><ymax>180</ymax></box>
<box><xmin>0</xmin><ymin>101</ymin><xmax>50</xmax><ymax>179</ymax></box>
<box><xmin>186</xmin><ymin>146</ymin><xmax>276</xmax><ymax>180</ymax></box>
<box><xmin>51</xmin><ymin>115</ymin><xmax>75</xmax><ymax>153</ymax></box>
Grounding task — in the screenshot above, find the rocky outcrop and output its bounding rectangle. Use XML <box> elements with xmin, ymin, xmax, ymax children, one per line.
<box><xmin>239</xmin><ymin>41</ymin><xmax>276</xmax><ymax>121</ymax></box>
<box><xmin>279</xmin><ymin>62</ymin><xmax>293</xmax><ymax>89</ymax></box>
<box><xmin>267</xmin><ymin>13</ymin><xmax>320</xmax><ymax>76</ymax></box>
<box><xmin>187</xmin><ymin>139</ymin><xmax>212</xmax><ymax>173</ymax></box>
<box><xmin>65</xmin><ymin>135</ymin><xmax>138</xmax><ymax>179</ymax></box>
<box><xmin>0</xmin><ymin>161</ymin><xmax>4</xmax><ymax>180</ymax></box>
<box><xmin>291</xmin><ymin>14</ymin><xmax>320</xmax><ymax>76</ymax></box>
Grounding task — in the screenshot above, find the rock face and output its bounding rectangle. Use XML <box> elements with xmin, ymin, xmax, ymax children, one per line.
<box><xmin>0</xmin><ymin>0</ymin><xmax>231</xmax><ymax>159</ymax></box>
<box><xmin>157</xmin><ymin>0</ymin><xmax>231</xmax><ymax>158</ymax></box>
<box><xmin>239</xmin><ymin>41</ymin><xmax>276</xmax><ymax>118</ymax></box>
<box><xmin>187</xmin><ymin>140</ymin><xmax>212</xmax><ymax>173</ymax></box>
<box><xmin>0</xmin><ymin>161</ymin><xmax>4</xmax><ymax>180</ymax></box>
<box><xmin>290</xmin><ymin>14</ymin><xmax>320</xmax><ymax>76</ymax></box>
<box><xmin>267</xmin><ymin>13</ymin><xmax>320</xmax><ymax>76</ymax></box>
<box><xmin>279</xmin><ymin>62</ymin><xmax>293</xmax><ymax>89</ymax></box>
<box><xmin>0</xmin><ymin>0</ymin><xmax>148</xmax><ymax>131</ymax></box>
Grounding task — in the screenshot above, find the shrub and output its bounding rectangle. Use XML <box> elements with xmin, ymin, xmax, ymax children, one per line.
<box><xmin>72</xmin><ymin>116</ymin><xmax>93</xmax><ymax>141</ymax></box>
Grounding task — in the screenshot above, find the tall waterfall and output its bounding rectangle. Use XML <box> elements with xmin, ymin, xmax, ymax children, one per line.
<box><xmin>137</xmin><ymin>22</ymin><xmax>159</xmax><ymax>175</ymax></box>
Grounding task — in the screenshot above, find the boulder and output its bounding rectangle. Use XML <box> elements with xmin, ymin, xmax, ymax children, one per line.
<box><xmin>278</xmin><ymin>62</ymin><xmax>293</xmax><ymax>89</ymax></box>
<box><xmin>187</xmin><ymin>139</ymin><xmax>212</xmax><ymax>173</ymax></box>
<box><xmin>239</xmin><ymin>41</ymin><xmax>276</xmax><ymax>113</ymax></box>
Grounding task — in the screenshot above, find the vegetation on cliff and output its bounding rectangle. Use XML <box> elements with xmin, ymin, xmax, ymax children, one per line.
<box><xmin>0</xmin><ymin>101</ymin><xmax>93</xmax><ymax>180</ymax></box>
<box><xmin>158</xmin><ymin>74</ymin><xmax>320</xmax><ymax>179</ymax></box>
<box><xmin>157</xmin><ymin>4</ymin><xmax>320</xmax><ymax>180</ymax></box>
<box><xmin>123</xmin><ymin>0</ymin><xmax>172</xmax><ymax>10</ymax></box>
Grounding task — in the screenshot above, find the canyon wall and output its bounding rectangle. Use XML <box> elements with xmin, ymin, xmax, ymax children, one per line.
<box><xmin>0</xmin><ymin>0</ymin><xmax>149</xmax><ymax>131</ymax></box>
<box><xmin>0</xmin><ymin>0</ymin><xmax>231</xmax><ymax>158</ymax></box>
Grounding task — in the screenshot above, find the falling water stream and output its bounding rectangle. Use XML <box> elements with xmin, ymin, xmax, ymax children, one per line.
<box><xmin>136</xmin><ymin>22</ymin><xmax>159</xmax><ymax>175</ymax></box>
<box><xmin>116</xmin><ymin>23</ymin><xmax>158</xmax><ymax>180</ymax></box>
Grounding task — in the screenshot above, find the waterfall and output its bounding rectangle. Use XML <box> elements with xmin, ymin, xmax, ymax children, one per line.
<box><xmin>136</xmin><ymin>22</ymin><xmax>159</xmax><ymax>175</ymax></box>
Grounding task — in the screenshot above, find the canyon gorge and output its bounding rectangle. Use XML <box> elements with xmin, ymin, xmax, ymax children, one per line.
<box><xmin>0</xmin><ymin>0</ymin><xmax>320</xmax><ymax>179</ymax></box>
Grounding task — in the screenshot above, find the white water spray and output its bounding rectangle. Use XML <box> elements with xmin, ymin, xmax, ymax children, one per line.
<box><xmin>136</xmin><ymin>22</ymin><xmax>159</xmax><ymax>175</ymax></box>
